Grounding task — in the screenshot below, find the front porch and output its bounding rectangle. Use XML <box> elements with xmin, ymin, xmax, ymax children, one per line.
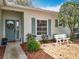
<box><xmin>3</xmin><ymin>42</ymin><xmax>27</xmax><ymax>59</ymax></box>
<box><xmin>0</xmin><ymin>10</ymin><xmax>24</xmax><ymax>44</ymax></box>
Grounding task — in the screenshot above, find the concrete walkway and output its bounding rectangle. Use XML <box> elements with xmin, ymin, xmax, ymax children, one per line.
<box><xmin>3</xmin><ymin>42</ymin><xmax>27</xmax><ymax>59</ymax></box>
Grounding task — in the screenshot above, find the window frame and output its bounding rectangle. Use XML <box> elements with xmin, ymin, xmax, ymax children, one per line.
<box><xmin>55</xmin><ymin>19</ymin><xmax>63</xmax><ymax>27</ymax></box>
<box><xmin>36</xmin><ymin>19</ymin><xmax>48</xmax><ymax>35</ymax></box>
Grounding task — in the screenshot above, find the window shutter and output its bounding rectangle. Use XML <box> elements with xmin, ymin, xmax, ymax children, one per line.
<box><xmin>32</xmin><ymin>18</ymin><xmax>35</xmax><ymax>35</ymax></box>
<box><xmin>48</xmin><ymin>19</ymin><xmax>51</xmax><ymax>36</ymax></box>
<box><xmin>55</xmin><ymin>19</ymin><xmax>58</xmax><ymax>27</ymax></box>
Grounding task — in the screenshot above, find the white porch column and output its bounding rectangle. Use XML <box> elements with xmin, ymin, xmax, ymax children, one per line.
<box><xmin>24</xmin><ymin>11</ymin><xmax>31</xmax><ymax>42</ymax></box>
<box><xmin>23</xmin><ymin>12</ymin><xmax>26</xmax><ymax>42</ymax></box>
<box><xmin>0</xmin><ymin>9</ymin><xmax>2</xmax><ymax>36</ymax></box>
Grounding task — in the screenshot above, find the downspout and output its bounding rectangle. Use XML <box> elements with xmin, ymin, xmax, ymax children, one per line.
<box><xmin>0</xmin><ymin>6</ymin><xmax>3</xmax><ymax>45</ymax></box>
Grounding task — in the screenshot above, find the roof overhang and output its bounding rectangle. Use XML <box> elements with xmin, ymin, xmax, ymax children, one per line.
<box><xmin>1</xmin><ymin>0</ymin><xmax>58</xmax><ymax>17</ymax></box>
<box><xmin>3</xmin><ymin>0</ymin><xmax>58</xmax><ymax>13</ymax></box>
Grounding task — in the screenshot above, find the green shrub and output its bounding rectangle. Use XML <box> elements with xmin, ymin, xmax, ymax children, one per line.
<box><xmin>26</xmin><ymin>33</ymin><xmax>36</xmax><ymax>42</ymax></box>
<box><xmin>27</xmin><ymin>39</ymin><xmax>40</xmax><ymax>52</ymax></box>
<box><xmin>52</xmin><ymin>39</ymin><xmax>56</xmax><ymax>42</ymax></box>
<box><xmin>42</xmin><ymin>40</ymin><xmax>48</xmax><ymax>43</ymax></box>
<box><xmin>69</xmin><ymin>34</ymin><xmax>75</xmax><ymax>41</ymax></box>
<box><xmin>41</xmin><ymin>34</ymin><xmax>48</xmax><ymax>43</ymax></box>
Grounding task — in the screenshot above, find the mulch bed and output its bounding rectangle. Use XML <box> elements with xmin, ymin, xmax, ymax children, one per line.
<box><xmin>74</xmin><ymin>39</ymin><xmax>79</xmax><ymax>44</ymax></box>
<box><xmin>40</xmin><ymin>40</ymin><xmax>56</xmax><ymax>44</ymax></box>
<box><xmin>20</xmin><ymin>43</ymin><xmax>54</xmax><ymax>59</ymax></box>
<box><xmin>0</xmin><ymin>46</ymin><xmax>6</xmax><ymax>59</ymax></box>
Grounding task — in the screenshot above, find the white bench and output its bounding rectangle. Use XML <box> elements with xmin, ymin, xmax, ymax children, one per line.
<box><xmin>54</xmin><ymin>34</ymin><xmax>70</xmax><ymax>45</ymax></box>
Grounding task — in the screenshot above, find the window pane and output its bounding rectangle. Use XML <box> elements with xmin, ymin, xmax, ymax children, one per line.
<box><xmin>37</xmin><ymin>20</ymin><xmax>47</xmax><ymax>35</ymax></box>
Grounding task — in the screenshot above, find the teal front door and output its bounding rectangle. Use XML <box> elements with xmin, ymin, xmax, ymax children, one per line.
<box><xmin>5</xmin><ymin>20</ymin><xmax>16</xmax><ymax>41</ymax></box>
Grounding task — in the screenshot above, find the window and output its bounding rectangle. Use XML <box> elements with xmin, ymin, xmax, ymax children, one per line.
<box><xmin>59</xmin><ymin>23</ymin><xmax>63</xmax><ymax>26</ymax></box>
<box><xmin>55</xmin><ymin>19</ymin><xmax>63</xmax><ymax>27</ymax></box>
<box><xmin>55</xmin><ymin>19</ymin><xmax>58</xmax><ymax>27</ymax></box>
<box><xmin>37</xmin><ymin>20</ymin><xmax>47</xmax><ymax>35</ymax></box>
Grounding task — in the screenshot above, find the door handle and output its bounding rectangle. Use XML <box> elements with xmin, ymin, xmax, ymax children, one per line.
<box><xmin>14</xmin><ymin>29</ymin><xmax>15</xmax><ymax>32</ymax></box>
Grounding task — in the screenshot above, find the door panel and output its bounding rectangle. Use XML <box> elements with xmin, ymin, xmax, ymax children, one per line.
<box><xmin>5</xmin><ymin>20</ymin><xmax>15</xmax><ymax>41</ymax></box>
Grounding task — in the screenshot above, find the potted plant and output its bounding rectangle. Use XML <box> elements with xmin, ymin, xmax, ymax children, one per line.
<box><xmin>41</xmin><ymin>34</ymin><xmax>48</xmax><ymax>43</ymax></box>
<box><xmin>1</xmin><ymin>38</ymin><xmax>8</xmax><ymax>45</ymax></box>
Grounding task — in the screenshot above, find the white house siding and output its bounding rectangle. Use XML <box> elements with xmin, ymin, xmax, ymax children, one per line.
<box><xmin>1</xmin><ymin>6</ymin><xmax>60</xmax><ymax>41</ymax></box>
<box><xmin>1</xmin><ymin>6</ymin><xmax>71</xmax><ymax>43</ymax></box>
<box><xmin>24</xmin><ymin>9</ymin><xmax>57</xmax><ymax>42</ymax></box>
<box><xmin>23</xmin><ymin>9</ymin><xmax>71</xmax><ymax>42</ymax></box>
<box><xmin>24</xmin><ymin>9</ymin><xmax>71</xmax><ymax>42</ymax></box>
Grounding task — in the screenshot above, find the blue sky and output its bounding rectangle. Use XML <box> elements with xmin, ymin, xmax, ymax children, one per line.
<box><xmin>33</xmin><ymin>0</ymin><xmax>66</xmax><ymax>7</ymax></box>
<box><xmin>32</xmin><ymin>0</ymin><xmax>79</xmax><ymax>12</ymax></box>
